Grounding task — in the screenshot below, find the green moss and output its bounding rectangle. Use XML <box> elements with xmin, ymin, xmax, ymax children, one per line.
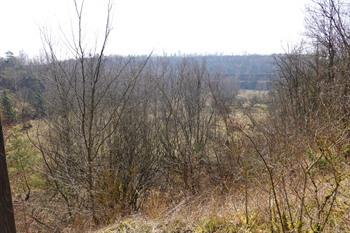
<box><xmin>160</xmin><ymin>219</ymin><xmax>192</xmax><ymax>233</ymax></box>
<box><xmin>108</xmin><ymin>220</ymin><xmax>152</xmax><ymax>233</ymax></box>
<box><xmin>194</xmin><ymin>218</ymin><xmax>238</xmax><ymax>233</ymax></box>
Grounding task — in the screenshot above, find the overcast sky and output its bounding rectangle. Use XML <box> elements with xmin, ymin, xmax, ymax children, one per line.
<box><xmin>0</xmin><ymin>0</ymin><xmax>307</xmax><ymax>58</ymax></box>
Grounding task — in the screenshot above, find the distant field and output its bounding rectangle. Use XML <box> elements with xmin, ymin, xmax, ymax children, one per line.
<box><xmin>237</xmin><ymin>89</ymin><xmax>268</xmax><ymax>100</ymax></box>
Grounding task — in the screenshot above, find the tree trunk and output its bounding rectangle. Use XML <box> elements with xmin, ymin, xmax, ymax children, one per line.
<box><xmin>0</xmin><ymin>118</ymin><xmax>16</xmax><ymax>233</ymax></box>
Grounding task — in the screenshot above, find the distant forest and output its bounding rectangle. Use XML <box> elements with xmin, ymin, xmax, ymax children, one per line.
<box><xmin>193</xmin><ymin>55</ymin><xmax>275</xmax><ymax>90</ymax></box>
<box><xmin>146</xmin><ymin>55</ymin><xmax>275</xmax><ymax>90</ymax></box>
<box><xmin>0</xmin><ymin>53</ymin><xmax>274</xmax><ymax>126</ymax></box>
<box><xmin>0</xmin><ymin>53</ymin><xmax>274</xmax><ymax>91</ymax></box>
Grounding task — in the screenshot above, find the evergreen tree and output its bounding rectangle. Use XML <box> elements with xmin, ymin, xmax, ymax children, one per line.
<box><xmin>1</xmin><ymin>90</ymin><xmax>16</xmax><ymax>124</ymax></box>
<box><xmin>31</xmin><ymin>83</ymin><xmax>45</xmax><ymax>117</ymax></box>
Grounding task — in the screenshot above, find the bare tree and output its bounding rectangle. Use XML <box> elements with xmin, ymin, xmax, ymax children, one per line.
<box><xmin>27</xmin><ymin>0</ymin><xmax>159</xmax><ymax>228</ymax></box>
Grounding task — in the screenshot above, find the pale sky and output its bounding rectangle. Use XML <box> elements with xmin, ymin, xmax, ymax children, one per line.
<box><xmin>0</xmin><ymin>0</ymin><xmax>307</xmax><ymax>58</ymax></box>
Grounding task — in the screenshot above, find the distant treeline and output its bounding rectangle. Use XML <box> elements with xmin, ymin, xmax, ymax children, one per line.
<box><xmin>197</xmin><ymin>55</ymin><xmax>275</xmax><ymax>90</ymax></box>
<box><xmin>0</xmin><ymin>53</ymin><xmax>274</xmax><ymax>123</ymax></box>
<box><xmin>111</xmin><ymin>55</ymin><xmax>276</xmax><ymax>90</ymax></box>
<box><xmin>0</xmin><ymin>54</ymin><xmax>275</xmax><ymax>93</ymax></box>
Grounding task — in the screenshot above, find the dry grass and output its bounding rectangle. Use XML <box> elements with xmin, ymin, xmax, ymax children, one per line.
<box><xmin>90</xmin><ymin>187</ymin><xmax>272</xmax><ymax>233</ymax></box>
<box><xmin>89</xmin><ymin>168</ymin><xmax>350</xmax><ymax>233</ymax></box>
